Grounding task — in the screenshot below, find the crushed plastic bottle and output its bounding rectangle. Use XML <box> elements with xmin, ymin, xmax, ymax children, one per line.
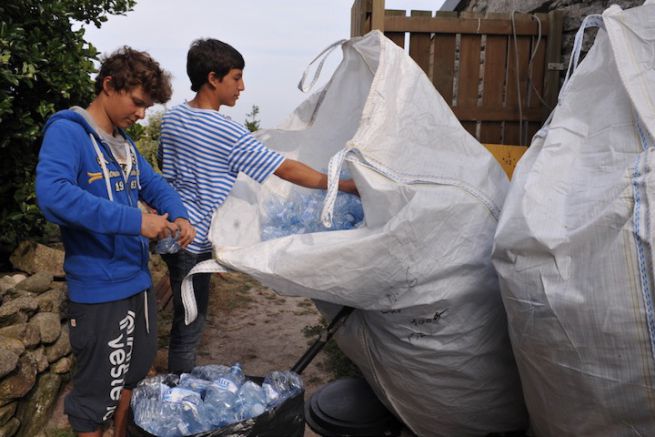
<box><xmin>191</xmin><ymin>363</ymin><xmax>230</xmax><ymax>381</ymax></box>
<box><xmin>178</xmin><ymin>373</ymin><xmax>213</xmax><ymax>397</ymax></box>
<box><xmin>236</xmin><ymin>380</ymin><xmax>267</xmax><ymax>420</ymax></box>
<box><xmin>262</xmin><ymin>371</ymin><xmax>304</xmax><ymax>407</ymax></box>
<box><xmin>156</xmin><ymin>229</ymin><xmax>181</xmax><ymax>254</ymax></box>
<box><xmin>203</xmin><ymin>363</ymin><xmax>245</xmax><ymax>427</ymax></box>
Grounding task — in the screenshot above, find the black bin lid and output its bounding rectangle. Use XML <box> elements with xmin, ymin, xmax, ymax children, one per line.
<box><xmin>305</xmin><ymin>377</ymin><xmax>403</xmax><ymax>436</ymax></box>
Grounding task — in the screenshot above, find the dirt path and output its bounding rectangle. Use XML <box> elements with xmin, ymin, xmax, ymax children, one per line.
<box><xmin>48</xmin><ymin>270</ymin><xmax>331</xmax><ymax>436</ymax></box>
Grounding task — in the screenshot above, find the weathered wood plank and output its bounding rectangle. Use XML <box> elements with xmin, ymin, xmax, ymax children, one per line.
<box><xmin>371</xmin><ymin>0</ymin><xmax>385</xmax><ymax>32</ymax></box>
<box><xmin>453</xmin><ymin>106</ymin><xmax>543</xmax><ymax>122</ymax></box>
<box><xmin>433</xmin><ymin>32</ymin><xmax>456</xmax><ymax>105</ymax></box>
<box><xmin>527</xmin><ymin>29</ymin><xmax>546</xmax><ymax>111</ymax></box>
<box><xmin>384</xmin><ymin>15</ymin><xmax>549</xmax><ymax>36</ymax></box>
<box><xmin>543</xmin><ymin>10</ymin><xmax>564</xmax><ymax>116</ymax></box>
<box><xmin>480</xmin><ymin>35</ymin><xmax>508</xmax><ymax>144</ymax></box>
<box><xmin>384</xmin><ymin>10</ymin><xmax>406</xmax><ymax>48</ymax></box>
<box><xmin>504</xmin><ymin>29</ymin><xmax>531</xmax><ymax>145</ymax></box>
<box><xmin>409</xmin><ymin>10</ymin><xmax>432</xmax><ymax>76</ymax></box>
<box><xmin>458</xmin><ymin>34</ymin><xmax>482</xmax><ymax>108</ymax></box>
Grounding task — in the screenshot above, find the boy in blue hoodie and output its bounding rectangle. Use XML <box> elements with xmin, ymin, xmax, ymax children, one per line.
<box><xmin>36</xmin><ymin>47</ymin><xmax>195</xmax><ymax>437</ymax></box>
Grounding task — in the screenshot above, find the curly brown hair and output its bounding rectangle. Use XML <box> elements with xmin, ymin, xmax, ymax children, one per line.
<box><xmin>95</xmin><ymin>46</ymin><xmax>172</xmax><ymax>104</ymax></box>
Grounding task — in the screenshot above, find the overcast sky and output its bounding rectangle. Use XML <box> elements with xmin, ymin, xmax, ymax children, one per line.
<box><xmin>82</xmin><ymin>0</ymin><xmax>445</xmax><ymax>128</ymax></box>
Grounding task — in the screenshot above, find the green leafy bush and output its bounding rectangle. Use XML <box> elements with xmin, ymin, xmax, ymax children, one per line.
<box><xmin>128</xmin><ymin>111</ymin><xmax>163</xmax><ymax>172</ymax></box>
<box><xmin>0</xmin><ymin>0</ymin><xmax>135</xmax><ymax>267</ymax></box>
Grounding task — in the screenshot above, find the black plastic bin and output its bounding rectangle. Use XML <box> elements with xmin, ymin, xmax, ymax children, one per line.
<box><xmin>127</xmin><ymin>376</ymin><xmax>305</xmax><ymax>437</ymax></box>
<box><xmin>305</xmin><ymin>377</ymin><xmax>402</xmax><ymax>437</ymax></box>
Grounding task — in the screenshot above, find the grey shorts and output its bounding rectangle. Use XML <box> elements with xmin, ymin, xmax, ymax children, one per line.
<box><xmin>64</xmin><ymin>289</ymin><xmax>157</xmax><ymax>433</ymax></box>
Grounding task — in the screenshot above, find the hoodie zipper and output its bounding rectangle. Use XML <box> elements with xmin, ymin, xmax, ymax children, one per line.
<box><xmin>99</xmin><ymin>135</ymin><xmax>151</xmax><ymax>334</ymax></box>
<box><xmin>97</xmin><ymin>135</ymin><xmax>148</xmax><ymax>271</ymax></box>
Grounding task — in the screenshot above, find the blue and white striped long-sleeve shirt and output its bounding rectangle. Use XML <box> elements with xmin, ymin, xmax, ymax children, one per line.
<box><xmin>159</xmin><ymin>103</ymin><xmax>284</xmax><ymax>253</ymax></box>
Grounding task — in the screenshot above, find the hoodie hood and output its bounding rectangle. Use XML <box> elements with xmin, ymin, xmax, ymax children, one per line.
<box><xmin>44</xmin><ymin>109</ymin><xmax>97</xmax><ymax>137</ymax></box>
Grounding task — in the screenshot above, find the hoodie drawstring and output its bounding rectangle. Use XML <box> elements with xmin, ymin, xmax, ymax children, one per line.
<box><xmin>144</xmin><ymin>291</ymin><xmax>150</xmax><ymax>334</ymax></box>
<box><xmin>90</xmin><ymin>134</ymin><xmax>114</xmax><ymax>201</ymax></box>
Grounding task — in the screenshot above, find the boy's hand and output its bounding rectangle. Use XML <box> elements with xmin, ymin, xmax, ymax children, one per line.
<box><xmin>141</xmin><ymin>212</ymin><xmax>176</xmax><ymax>239</ymax></box>
<box><xmin>174</xmin><ymin>218</ymin><xmax>196</xmax><ymax>248</ymax></box>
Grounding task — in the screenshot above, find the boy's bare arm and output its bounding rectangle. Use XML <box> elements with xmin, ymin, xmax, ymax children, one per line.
<box><xmin>274</xmin><ymin>159</ymin><xmax>358</xmax><ymax>194</ymax></box>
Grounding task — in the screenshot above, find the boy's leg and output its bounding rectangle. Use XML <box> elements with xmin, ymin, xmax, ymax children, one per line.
<box><xmin>119</xmin><ymin>289</ymin><xmax>158</xmax><ymax>436</ymax></box>
<box><xmin>112</xmin><ymin>388</ymin><xmax>132</xmax><ymax>437</ymax></box>
<box><xmin>65</xmin><ymin>297</ymin><xmax>141</xmax><ymax>434</ymax></box>
<box><xmin>163</xmin><ymin>251</ymin><xmax>212</xmax><ymax>374</ymax></box>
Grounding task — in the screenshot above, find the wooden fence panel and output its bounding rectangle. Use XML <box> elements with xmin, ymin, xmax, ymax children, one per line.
<box><xmin>350</xmin><ymin>1</ymin><xmax>564</xmax><ymax>146</ymax></box>
<box><xmin>504</xmin><ymin>32</ymin><xmax>531</xmax><ymax>145</ymax></box>
<box><xmin>458</xmin><ymin>34</ymin><xmax>482</xmax><ymax>138</ymax></box>
<box><xmin>409</xmin><ymin>10</ymin><xmax>432</xmax><ymax>76</ymax></box>
<box><xmin>384</xmin><ymin>10</ymin><xmax>406</xmax><ymax>48</ymax></box>
<box><xmin>527</xmin><ymin>27</ymin><xmax>547</xmax><ymax>142</ymax></box>
<box><xmin>432</xmin><ymin>22</ymin><xmax>457</xmax><ymax>105</ymax></box>
<box><xmin>480</xmin><ymin>35</ymin><xmax>508</xmax><ymax>144</ymax></box>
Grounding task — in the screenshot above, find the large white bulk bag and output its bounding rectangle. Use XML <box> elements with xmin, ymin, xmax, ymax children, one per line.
<box><xmin>183</xmin><ymin>30</ymin><xmax>527</xmax><ymax>435</ymax></box>
<box><xmin>492</xmin><ymin>2</ymin><xmax>655</xmax><ymax>436</ymax></box>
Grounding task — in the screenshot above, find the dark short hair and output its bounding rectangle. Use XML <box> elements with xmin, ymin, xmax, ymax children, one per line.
<box><xmin>187</xmin><ymin>39</ymin><xmax>245</xmax><ymax>92</ymax></box>
<box><xmin>94</xmin><ymin>46</ymin><xmax>172</xmax><ymax>104</ymax></box>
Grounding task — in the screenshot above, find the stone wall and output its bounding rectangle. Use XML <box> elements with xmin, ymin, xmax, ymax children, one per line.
<box><xmin>0</xmin><ymin>243</ymin><xmax>71</xmax><ymax>437</ymax></box>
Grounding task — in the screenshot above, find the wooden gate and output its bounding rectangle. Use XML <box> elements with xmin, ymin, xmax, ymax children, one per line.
<box><xmin>351</xmin><ymin>0</ymin><xmax>564</xmax><ymax>148</ymax></box>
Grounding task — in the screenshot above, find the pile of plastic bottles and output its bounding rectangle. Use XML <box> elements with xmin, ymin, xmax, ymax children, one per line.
<box><xmin>131</xmin><ymin>363</ymin><xmax>303</xmax><ymax>437</ymax></box>
<box><xmin>260</xmin><ymin>189</ymin><xmax>364</xmax><ymax>241</ymax></box>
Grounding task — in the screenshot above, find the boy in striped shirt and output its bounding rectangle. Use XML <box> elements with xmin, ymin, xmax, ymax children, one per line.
<box><xmin>159</xmin><ymin>38</ymin><xmax>357</xmax><ymax>374</ymax></box>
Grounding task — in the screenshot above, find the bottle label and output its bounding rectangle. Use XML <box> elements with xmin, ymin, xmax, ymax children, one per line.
<box><xmin>216</xmin><ymin>377</ymin><xmax>238</xmax><ymax>394</ymax></box>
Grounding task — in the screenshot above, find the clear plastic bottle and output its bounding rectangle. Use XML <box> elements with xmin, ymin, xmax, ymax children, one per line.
<box><xmin>203</xmin><ymin>363</ymin><xmax>245</xmax><ymax>427</ymax></box>
<box><xmin>236</xmin><ymin>380</ymin><xmax>267</xmax><ymax>420</ymax></box>
<box><xmin>262</xmin><ymin>370</ymin><xmax>303</xmax><ymax>407</ymax></box>
<box><xmin>191</xmin><ymin>363</ymin><xmax>230</xmax><ymax>381</ymax></box>
<box><xmin>156</xmin><ymin>230</ymin><xmax>181</xmax><ymax>254</ymax></box>
<box><xmin>178</xmin><ymin>373</ymin><xmax>213</xmax><ymax>397</ymax></box>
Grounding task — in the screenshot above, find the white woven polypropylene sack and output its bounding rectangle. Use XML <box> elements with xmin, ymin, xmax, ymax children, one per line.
<box><xmin>183</xmin><ymin>30</ymin><xmax>527</xmax><ymax>435</ymax></box>
<box><xmin>492</xmin><ymin>2</ymin><xmax>655</xmax><ymax>436</ymax></box>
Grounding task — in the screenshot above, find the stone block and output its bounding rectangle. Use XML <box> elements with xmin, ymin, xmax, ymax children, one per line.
<box><xmin>0</xmin><ymin>325</ymin><xmax>39</xmax><ymax>348</ymax></box>
<box><xmin>51</xmin><ymin>357</ymin><xmax>73</xmax><ymax>374</ymax></box>
<box><xmin>15</xmin><ymin>372</ymin><xmax>61</xmax><ymax>437</ymax></box>
<box><xmin>0</xmin><ymin>402</ymin><xmax>16</xmax><ymax>427</ymax></box>
<box><xmin>0</xmin><ymin>337</ymin><xmax>23</xmax><ymax>357</ymax></box>
<box><xmin>35</xmin><ymin>289</ymin><xmax>65</xmax><ymax>314</ymax></box>
<box><xmin>15</xmin><ymin>273</ymin><xmax>53</xmax><ymax>295</ymax></box>
<box><xmin>0</xmin><ymin>417</ymin><xmax>19</xmax><ymax>437</ymax></box>
<box><xmin>25</xmin><ymin>348</ymin><xmax>49</xmax><ymax>374</ymax></box>
<box><xmin>9</xmin><ymin>242</ymin><xmax>64</xmax><ymax>278</ymax></box>
<box><xmin>45</xmin><ymin>326</ymin><xmax>70</xmax><ymax>363</ymax></box>
<box><xmin>0</xmin><ymin>355</ymin><xmax>37</xmax><ymax>402</ymax></box>
<box><xmin>27</xmin><ymin>313</ymin><xmax>60</xmax><ymax>344</ymax></box>
<box><xmin>0</xmin><ymin>298</ymin><xmax>37</xmax><ymax>328</ymax></box>
<box><xmin>0</xmin><ymin>351</ymin><xmax>18</xmax><ymax>379</ymax></box>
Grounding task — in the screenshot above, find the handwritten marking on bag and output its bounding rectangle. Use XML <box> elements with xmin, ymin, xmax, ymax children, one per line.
<box><xmin>381</xmin><ymin>309</ymin><xmax>402</xmax><ymax>314</ymax></box>
<box><xmin>410</xmin><ymin>309</ymin><xmax>447</xmax><ymax>327</ymax></box>
<box><xmin>408</xmin><ymin>332</ymin><xmax>426</xmax><ymax>342</ymax></box>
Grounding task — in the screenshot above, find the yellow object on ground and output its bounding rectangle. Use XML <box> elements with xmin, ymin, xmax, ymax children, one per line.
<box><xmin>483</xmin><ymin>144</ymin><xmax>528</xmax><ymax>179</ymax></box>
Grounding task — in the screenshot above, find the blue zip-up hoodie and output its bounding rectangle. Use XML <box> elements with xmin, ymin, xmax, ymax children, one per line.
<box><xmin>36</xmin><ymin>109</ymin><xmax>189</xmax><ymax>303</ymax></box>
